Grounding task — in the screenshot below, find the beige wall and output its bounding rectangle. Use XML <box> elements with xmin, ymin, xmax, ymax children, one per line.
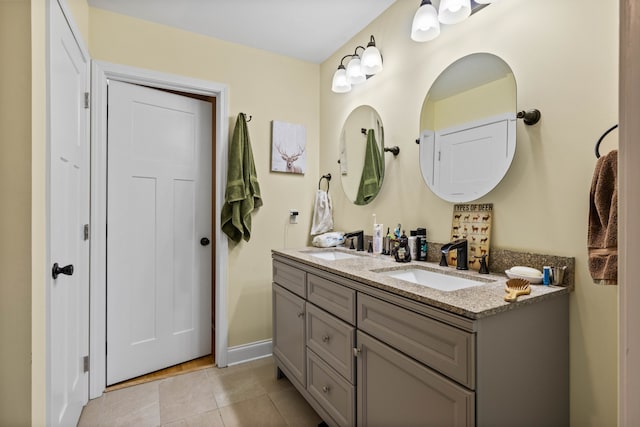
<box><xmin>430</xmin><ymin>75</ymin><xmax>515</xmax><ymax>130</ymax></box>
<box><xmin>88</xmin><ymin>8</ymin><xmax>320</xmax><ymax>347</ymax></box>
<box><xmin>0</xmin><ymin>1</ymin><xmax>32</xmax><ymax>425</ymax></box>
<box><xmin>320</xmin><ymin>1</ymin><xmax>618</xmax><ymax>426</ymax></box>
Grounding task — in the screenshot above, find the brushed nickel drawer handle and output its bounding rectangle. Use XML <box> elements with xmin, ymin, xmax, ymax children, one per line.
<box><xmin>322</xmin><ymin>385</ymin><xmax>330</xmax><ymax>393</ymax></box>
<box><xmin>353</xmin><ymin>347</ymin><xmax>361</xmax><ymax>357</ymax></box>
<box><xmin>322</xmin><ymin>335</ymin><xmax>330</xmax><ymax>343</ymax></box>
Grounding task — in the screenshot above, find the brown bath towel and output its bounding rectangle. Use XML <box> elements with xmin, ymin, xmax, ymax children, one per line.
<box><xmin>588</xmin><ymin>149</ymin><xmax>617</xmax><ymax>285</ymax></box>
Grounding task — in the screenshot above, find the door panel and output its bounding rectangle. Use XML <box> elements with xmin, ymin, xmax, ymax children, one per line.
<box><xmin>107</xmin><ymin>81</ymin><xmax>212</xmax><ymax>385</ymax></box>
<box><xmin>49</xmin><ymin>2</ymin><xmax>90</xmax><ymax>426</ymax></box>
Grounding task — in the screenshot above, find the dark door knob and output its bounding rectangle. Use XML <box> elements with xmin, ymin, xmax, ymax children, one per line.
<box><xmin>200</xmin><ymin>237</ymin><xmax>210</xmax><ymax>246</ymax></box>
<box><xmin>52</xmin><ymin>263</ymin><xmax>74</xmax><ymax>279</ymax></box>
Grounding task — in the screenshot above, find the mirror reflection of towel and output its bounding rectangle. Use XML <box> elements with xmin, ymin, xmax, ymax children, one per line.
<box><xmin>355</xmin><ymin>129</ymin><xmax>383</xmax><ymax>205</ymax></box>
<box><xmin>311</xmin><ymin>189</ymin><xmax>333</xmax><ymax>235</ymax></box>
<box><xmin>588</xmin><ymin>149</ymin><xmax>617</xmax><ymax>285</ymax></box>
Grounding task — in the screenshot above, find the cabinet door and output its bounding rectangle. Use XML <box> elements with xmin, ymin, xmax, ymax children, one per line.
<box><xmin>273</xmin><ymin>284</ymin><xmax>306</xmax><ymax>387</ymax></box>
<box><xmin>356</xmin><ymin>331</ymin><xmax>474</xmax><ymax>427</ymax></box>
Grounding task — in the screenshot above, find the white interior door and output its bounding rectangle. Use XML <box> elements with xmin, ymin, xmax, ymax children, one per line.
<box><xmin>106</xmin><ymin>81</ymin><xmax>212</xmax><ymax>385</ymax></box>
<box><xmin>49</xmin><ymin>1</ymin><xmax>90</xmax><ymax>425</ymax></box>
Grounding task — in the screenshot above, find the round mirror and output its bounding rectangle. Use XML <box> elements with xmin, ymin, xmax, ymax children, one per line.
<box><xmin>419</xmin><ymin>53</ymin><xmax>517</xmax><ymax>202</ymax></box>
<box><xmin>339</xmin><ymin>105</ymin><xmax>385</xmax><ymax>205</ymax></box>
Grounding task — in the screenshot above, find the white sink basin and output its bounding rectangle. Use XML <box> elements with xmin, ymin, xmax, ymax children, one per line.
<box><xmin>306</xmin><ymin>250</ymin><xmax>360</xmax><ymax>261</ymax></box>
<box><xmin>378</xmin><ymin>268</ymin><xmax>485</xmax><ymax>291</ymax></box>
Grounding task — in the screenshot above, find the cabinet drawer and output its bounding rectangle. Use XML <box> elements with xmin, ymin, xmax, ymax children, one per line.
<box><xmin>307</xmin><ymin>274</ymin><xmax>356</xmax><ymax>324</ymax></box>
<box><xmin>307</xmin><ymin>349</ymin><xmax>355</xmax><ymax>427</ymax></box>
<box><xmin>273</xmin><ymin>260</ymin><xmax>306</xmax><ymax>298</ymax></box>
<box><xmin>357</xmin><ymin>293</ymin><xmax>475</xmax><ymax>389</ymax></box>
<box><xmin>306</xmin><ymin>303</ymin><xmax>355</xmax><ymax>383</ymax></box>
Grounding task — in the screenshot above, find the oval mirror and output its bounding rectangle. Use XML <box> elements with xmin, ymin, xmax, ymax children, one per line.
<box><xmin>419</xmin><ymin>53</ymin><xmax>517</xmax><ymax>202</ymax></box>
<box><xmin>339</xmin><ymin>105</ymin><xmax>385</xmax><ymax>205</ymax></box>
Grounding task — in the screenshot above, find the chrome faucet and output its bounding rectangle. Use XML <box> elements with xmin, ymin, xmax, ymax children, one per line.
<box><xmin>344</xmin><ymin>230</ymin><xmax>364</xmax><ymax>251</ymax></box>
<box><xmin>440</xmin><ymin>238</ymin><xmax>468</xmax><ymax>270</ymax></box>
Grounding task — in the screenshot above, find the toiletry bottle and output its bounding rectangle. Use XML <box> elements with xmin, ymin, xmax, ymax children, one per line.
<box><xmin>408</xmin><ymin>230</ymin><xmax>417</xmax><ymax>260</ymax></box>
<box><xmin>383</xmin><ymin>227</ymin><xmax>391</xmax><ymax>255</ymax></box>
<box><xmin>372</xmin><ymin>214</ymin><xmax>383</xmax><ymax>254</ymax></box>
<box><xmin>543</xmin><ymin>266</ymin><xmax>551</xmax><ymax>286</ymax></box>
<box><xmin>416</xmin><ymin>228</ymin><xmax>428</xmax><ymax>261</ymax></box>
<box><xmin>395</xmin><ymin>230</ymin><xmax>411</xmax><ymax>263</ymax></box>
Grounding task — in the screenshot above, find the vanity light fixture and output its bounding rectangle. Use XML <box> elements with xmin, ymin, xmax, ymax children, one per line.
<box><xmin>331</xmin><ymin>35</ymin><xmax>383</xmax><ymax>94</ymax></box>
<box><xmin>411</xmin><ymin>0</ymin><xmax>492</xmax><ymax>42</ymax></box>
<box><xmin>411</xmin><ymin>0</ymin><xmax>440</xmax><ymax>42</ymax></box>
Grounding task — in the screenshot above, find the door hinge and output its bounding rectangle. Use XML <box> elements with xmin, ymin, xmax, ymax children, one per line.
<box><xmin>84</xmin><ymin>92</ymin><xmax>90</xmax><ymax>109</ymax></box>
<box><xmin>83</xmin><ymin>355</ymin><xmax>90</xmax><ymax>373</ymax></box>
<box><xmin>83</xmin><ymin>224</ymin><xmax>90</xmax><ymax>241</ymax></box>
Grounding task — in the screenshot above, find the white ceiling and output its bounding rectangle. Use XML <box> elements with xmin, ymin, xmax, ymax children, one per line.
<box><xmin>87</xmin><ymin>0</ymin><xmax>397</xmax><ymax>64</ymax></box>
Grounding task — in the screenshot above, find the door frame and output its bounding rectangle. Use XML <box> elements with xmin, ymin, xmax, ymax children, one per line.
<box><xmin>619</xmin><ymin>0</ymin><xmax>640</xmax><ymax>423</ymax></box>
<box><xmin>89</xmin><ymin>61</ymin><xmax>230</xmax><ymax>399</ymax></box>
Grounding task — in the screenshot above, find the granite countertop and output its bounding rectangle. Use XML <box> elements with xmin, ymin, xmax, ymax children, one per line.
<box><xmin>272</xmin><ymin>247</ymin><xmax>570</xmax><ymax>320</ymax></box>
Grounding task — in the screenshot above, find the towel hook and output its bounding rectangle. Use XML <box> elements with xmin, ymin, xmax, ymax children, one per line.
<box><xmin>318</xmin><ymin>173</ymin><xmax>331</xmax><ymax>192</ymax></box>
<box><xmin>595</xmin><ymin>124</ymin><xmax>618</xmax><ymax>158</ymax></box>
<box><xmin>241</xmin><ymin>112</ymin><xmax>252</xmax><ymax>122</ymax></box>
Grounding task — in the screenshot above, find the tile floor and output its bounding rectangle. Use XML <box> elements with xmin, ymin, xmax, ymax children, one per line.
<box><xmin>78</xmin><ymin>356</ymin><xmax>323</xmax><ymax>427</ymax></box>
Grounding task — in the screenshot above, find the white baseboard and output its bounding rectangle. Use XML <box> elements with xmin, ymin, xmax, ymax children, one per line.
<box><xmin>226</xmin><ymin>339</ymin><xmax>273</xmax><ymax>366</ymax></box>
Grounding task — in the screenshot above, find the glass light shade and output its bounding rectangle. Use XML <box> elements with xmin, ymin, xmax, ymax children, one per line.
<box><xmin>438</xmin><ymin>0</ymin><xmax>471</xmax><ymax>25</ymax></box>
<box><xmin>361</xmin><ymin>45</ymin><xmax>383</xmax><ymax>75</ymax></box>
<box><xmin>411</xmin><ymin>3</ymin><xmax>440</xmax><ymax>42</ymax></box>
<box><xmin>346</xmin><ymin>56</ymin><xmax>366</xmax><ymax>84</ymax></box>
<box><xmin>331</xmin><ymin>66</ymin><xmax>351</xmax><ymax>93</ymax></box>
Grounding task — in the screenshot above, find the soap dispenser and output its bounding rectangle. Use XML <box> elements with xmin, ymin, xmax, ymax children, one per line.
<box><xmin>394</xmin><ymin>230</ymin><xmax>411</xmax><ymax>263</ymax></box>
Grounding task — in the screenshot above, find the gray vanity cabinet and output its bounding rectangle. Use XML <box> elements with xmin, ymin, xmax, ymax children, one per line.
<box><xmin>272</xmin><ymin>255</ymin><xmax>569</xmax><ymax>427</ymax></box>
<box><xmin>356</xmin><ymin>331</ymin><xmax>474</xmax><ymax>427</ymax></box>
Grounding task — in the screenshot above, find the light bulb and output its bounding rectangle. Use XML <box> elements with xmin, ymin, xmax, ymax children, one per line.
<box><xmin>331</xmin><ymin>66</ymin><xmax>351</xmax><ymax>93</ymax></box>
<box><xmin>439</xmin><ymin>0</ymin><xmax>471</xmax><ymax>25</ymax></box>
<box><xmin>411</xmin><ymin>1</ymin><xmax>440</xmax><ymax>42</ymax></box>
<box><xmin>361</xmin><ymin>40</ymin><xmax>383</xmax><ymax>75</ymax></box>
<box><xmin>346</xmin><ymin>56</ymin><xmax>366</xmax><ymax>84</ymax></box>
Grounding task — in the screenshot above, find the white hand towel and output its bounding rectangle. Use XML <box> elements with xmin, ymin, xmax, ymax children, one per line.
<box><xmin>311</xmin><ymin>189</ymin><xmax>333</xmax><ymax>235</ymax></box>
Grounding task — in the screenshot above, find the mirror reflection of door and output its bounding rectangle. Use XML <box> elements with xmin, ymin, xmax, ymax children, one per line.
<box><xmin>419</xmin><ymin>53</ymin><xmax>517</xmax><ymax>202</ymax></box>
<box><xmin>340</xmin><ymin>105</ymin><xmax>385</xmax><ymax>205</ymax></box>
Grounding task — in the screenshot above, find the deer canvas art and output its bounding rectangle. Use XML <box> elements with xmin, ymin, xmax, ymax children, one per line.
<box><xmin>271</xmin><ymin>120</ymin><xmax>307</xmax><ymax>174</ymax></box>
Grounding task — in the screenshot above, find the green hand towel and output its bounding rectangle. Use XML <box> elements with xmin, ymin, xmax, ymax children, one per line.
<box><xmin>221</xmin><ymin>113</ymin><xmax>263</xmax><ymax>242</ymax></box>
<box><xmin>355</xmin><ymin>129</ymin><xmax>383</xmax><ymax>205</ymax></box>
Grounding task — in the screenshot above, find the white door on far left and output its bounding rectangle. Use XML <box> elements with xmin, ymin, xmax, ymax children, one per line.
<box><xmin>49</xmin><ymin>2</ymin><xmax>90</xmax><ymax>426</ymax></box>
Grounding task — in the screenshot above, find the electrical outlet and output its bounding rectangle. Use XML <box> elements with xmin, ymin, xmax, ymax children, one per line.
<box><xmin>289</xmin><ymin>209</ymin><xmax>299</xmax><ymax>224</ymax></box>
